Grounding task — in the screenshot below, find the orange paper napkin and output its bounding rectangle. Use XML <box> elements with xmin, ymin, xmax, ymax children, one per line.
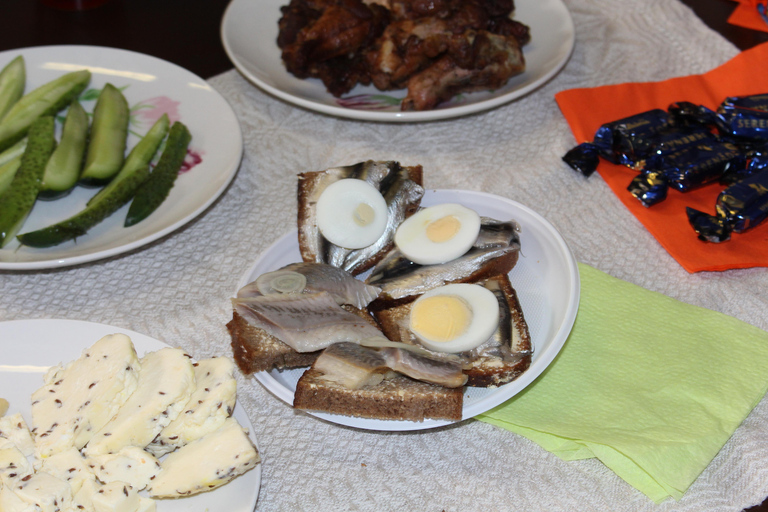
<box><xmin>728</xmin><ymin>0</ymin><xmax>768</xmax><ymax>33</ymax></box>
<box><xmin>555</xmin><ymin>42</ymin><xmax>768</xmax><ymax>273</ymax></box>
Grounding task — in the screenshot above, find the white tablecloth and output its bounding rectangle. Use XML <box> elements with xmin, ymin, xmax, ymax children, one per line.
<box><xmin>3</xmin><ymin>0</ymin><xmax>768</xmax><ymax>510</ymax></box>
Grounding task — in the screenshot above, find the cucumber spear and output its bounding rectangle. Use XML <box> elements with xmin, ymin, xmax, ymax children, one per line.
<box><xmin>87</xmin><ymin>113</ymin><xmax>169</xmax><ymax>206</ymax></box>
<box><xmin>0</xmin><ymin>138</ymin><xmax>28</xmax><ymax>195</ymax></box>
<box><xmin>0</xmin><ymin>56</ymin><xmax>25</xmax><ymax>123</ymax></box>
<box><xmin>40</xmin><ymin>100</ymin><xmax>89</xmax><ymax>199</ymax></box>
<box><xmin>79</xmin><ymin>83</ymin><xmax>129</xmax><ymax>186</ymax></box>
<box><xmin>0</xmin><ymin>154</ymin><xmax>22</xmax><ymax>196</ymax></box>
<box><xmin>0</xmin><ymin>69</ymin><xmax>90</xmax><ymax>153</ymax></box>
<box><xmin>0</xmin><ymin>116</ymin><xmax>56</xmax><ymax>247</ymax></box>
<box><xmin>17</xmin><ymin>164</ymin><xmax>151</xmax><ymax>248</ymax></box>
<box><xmin>124</xmin><ymin>121</ymin><xmax>191</xmax><ymax>227</ymax></box>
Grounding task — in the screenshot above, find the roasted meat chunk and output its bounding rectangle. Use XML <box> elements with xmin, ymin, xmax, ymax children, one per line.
<box><xmin>278</xmin><ymin>0</ymin><xmax>390</xmax><ymax>96</ymax></box>
<box><xmin>276</xmin><ymin>0</ymin><xmax>530</xmax><ymax>110</ymax></box>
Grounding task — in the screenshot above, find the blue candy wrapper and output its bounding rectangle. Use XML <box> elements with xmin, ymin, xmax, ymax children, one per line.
<box><xmin>687</xmin><ymin>168</ymin><xmax>768</xmax><ymax>242</ymax></box>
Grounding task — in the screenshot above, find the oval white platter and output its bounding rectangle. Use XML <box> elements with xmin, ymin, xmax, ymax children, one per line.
<box><xmin>0</xmin><ymin>318</ymin><xmax>261</xmax><ymax>511</ymax></box>
<box><xmin>221</xmin><ymin>0</ymin><xmax>575</xmax><ymax>122</ymax></box>
<box><xmin>0</xmin><ymin>46</ymin><xmax>242</xmax><ymax>270</ymax></box>
<box><xmin>237</xmin><ymin>189</ymin><xmax>580</xmax><ymax>431</ymax></box>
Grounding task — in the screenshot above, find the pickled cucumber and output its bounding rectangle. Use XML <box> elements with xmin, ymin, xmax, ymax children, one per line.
<box><xmin>0</xmin><ymin>69</ymin><xmax>90</xmax><ymax>153</ymax></box>
<box><xmin>0</xmin><ymin>137</ymin><xmax>28</xmax><ymax>194</ymax></box>
<box><xmin>0</xmin><ymin>116</ymin><xmax>56</xmax><ymax>247</ymax></box>
<box><xmin>87</xmin><ymin>113</ymin><xmax>169</xmax><ymax>206</ymax></box>
<box><xmin>79</xmin><ymin>83</ymin><xmax>129</xmax><ymax>185</ymax></box>
<box><xmin>0</xmin><ymin>56</ymin><xmax>25</xmax><ymax>123</ymax></box>
<box><xmin>40</xmin><ymin>100</ymin><xmax>88</xmax><ymax>199</ymax></box>
<box><xmin>17</xmin><ymin>165</ymin><xmax>151</xmax><ymax>248</ymax></box>
<box><xmin>125</xmin><ymin>121</ymin><xmax>191</xmax><ymax>227</ymax></box>
<box><xmin>0</xmin><ymin>154</ymin><xmax>22</xmax><ymax>196</ymax></box>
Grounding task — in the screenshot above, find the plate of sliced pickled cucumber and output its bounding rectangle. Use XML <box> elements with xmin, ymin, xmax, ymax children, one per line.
<box><xmin>0</xmin><ymin>318</ymin><xmax>261</xmax><ymax>511</ymax></box>
<box><xmin>0</xmin><ymin>46</ymin><xmax>243</xmax><ymax>269</ymax></box>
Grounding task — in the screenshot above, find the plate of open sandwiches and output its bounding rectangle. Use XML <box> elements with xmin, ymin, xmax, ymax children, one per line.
<box><xmin>221</xmin><ymin>0</ymin><xmax>575</xmax><ymax>122</ymax></box>
<box><xmin>227</xmin><ymin>161</ymin><xmax>579</xmax><ymax>431</ymax></box>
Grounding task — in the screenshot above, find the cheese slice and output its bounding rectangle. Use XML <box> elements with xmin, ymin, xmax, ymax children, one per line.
<box><xmin>91</xmin><ymin>481</ymin><xmax>140</xmax><ymax>512</ymax></box>
<box><xmin>0</xmin><ymin>483</ymin><xmax>35</xmax><ymax>512</ymax></box>
<box><xmin>84</xmin><ymin>348</ymin><xmax>195</xmax><ymax>456</ymax></box>
<box><xmin>135</xmin><ymin>496</ymin><xmax>156</xmax><ymax>512</ymax></box>
<box><xmin>88</xmin><ymin>446</ymin><xmax>160</xmax><ymax>491</ymax></box>
<box><xmin>0</xmin><ymin>446</ymin><xmax>32</xmax><ymax>488</ymax></box>
<box><xmin>40</xmin><ymin>447</ymin><xmax>95</xmax><ymax>494</ymax></box>
<box><xmin>31</xmin><ymin>334</ymin><xmax>141</xmax><ymax>458</ymax></box>
<box><xmin>147</xmin><ymin>357</ymin><xmax>237</xmax><ymax>457</ymax></box>
<box><xmin>72</xmin><ymin>477</ymin><xmax>100</xmax><ymax>511</ymax></box>
<box><xmin>12</xmin><ymin>471</ymin><xmax>74</xmax><ymax>512</ymax></box>
<box><xmin>0</xmin><ymin>413</ymin><xmax>36</xmax><ymax>457</ymax></box>
<box><xmin>148</xmin><ymin>417</ymin><xmax>260</xmax><ymax>498</ymax></box>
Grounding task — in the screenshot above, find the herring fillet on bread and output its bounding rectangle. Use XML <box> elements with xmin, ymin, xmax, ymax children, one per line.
<box><xmin>297</xmin><ymin>160</ymin><xmax>424</xmax><ymax>275</ymax></box>
<box><xmin>372</xmin><ymin>273</ymin><xmax>532</xmax><ymax>387</ymax></box>
<box><xmin>228</xmin><ymin>303</ymin><xmax>381</xmax><ymax>375</ymax></box>
<box><xmin>365</xmin><ymin>217</ymin><xmax>522</xmax><ymax>307</ymax></box>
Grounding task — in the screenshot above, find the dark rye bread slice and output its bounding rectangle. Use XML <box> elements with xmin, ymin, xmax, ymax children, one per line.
<box><xmin>294</xmin><ymin>369</ymin><xmax>463</xmax><ymax>422</ymax></box>
<box><xmin>227</xmin><ymin>311</ymin><xmax>319</xmax><ymax>374</ymax></box>
<box><xmin>372</xmin><ymin>274</ymin><xmax>532</xmax><ymax>388</ymax></box>
<box><xmin>227</xmin><ymin>305</ymin><xmax>381</xmax><ymax>375</ymax></box>
<box><xmin>297</xmin><ymin>161</ymin><xmax>424</xmax><ymax>275</ymax></box>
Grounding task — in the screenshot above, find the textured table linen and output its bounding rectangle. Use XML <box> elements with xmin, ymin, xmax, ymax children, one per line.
<box><xmin>2</xmin><ymin>0</ymin><xmax>768</xmax><ymax>511</ymax></box>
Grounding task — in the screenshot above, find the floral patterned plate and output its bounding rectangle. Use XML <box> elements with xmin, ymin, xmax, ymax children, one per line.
<box><xmin>0</xmin><ymin>46</ymin><xmax>242</xmax><ymax>270</ymax></box>
<box><xmin>221</xmin><ymin>0</ymin><xmax>575</xmax><ymax>122</ymax></box>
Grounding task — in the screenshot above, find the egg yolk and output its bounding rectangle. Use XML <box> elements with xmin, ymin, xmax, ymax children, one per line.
<box><xmin>426</xmin><ymin>215</ymin><xmax>461</xmax><ymax>243</ymax></box>
<box><xmin>410</xmin><ymin>295</ymin><xmax>472</xmax><ymax>342</ymax></box>
<box><xmin>353</xmin><ymin>203</ymin><xmax>376</xmax><ymax>227</ymax></box>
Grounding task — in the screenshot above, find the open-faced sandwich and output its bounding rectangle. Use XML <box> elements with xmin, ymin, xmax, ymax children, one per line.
<box><xmin>227</xmin><ymin>160</ymin><xmax>532</xmax><ymax>422</ymax></box>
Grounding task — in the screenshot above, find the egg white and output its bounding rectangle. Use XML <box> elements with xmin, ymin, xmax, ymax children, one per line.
<box><xmin>315</xmin><ymin>179</ymin><xmax>389</xmax><ymax>249</ymax></box>
<box><xmin>394</xmin><ymin>203</ymin><xmax>481</xmax><ymax>265</ymax></box>
<box><xmin>409</xmin><ymin>283</ymin><xmax>499</xmax><ymax>353</ymax></box>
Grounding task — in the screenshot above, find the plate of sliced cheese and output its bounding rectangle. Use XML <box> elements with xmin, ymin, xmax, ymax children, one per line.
<box><xmin>0</xmin><ymin>318</ymin><xmax>261</xmax><ymax>512</ymax></box>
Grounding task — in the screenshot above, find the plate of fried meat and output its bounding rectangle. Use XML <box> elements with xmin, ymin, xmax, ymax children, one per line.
<box><xmin>226</xmin><ymin>161</ymin><xmax>579</xmax><ymax>431</ymax></box>
<box><xmin>221</xmin><ymin>0</ymin><xmax>575</xmax><ymax>122</ymax></box>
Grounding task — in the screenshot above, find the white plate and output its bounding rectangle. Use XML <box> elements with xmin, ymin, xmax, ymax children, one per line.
<box><xmin>237</xmin><ymin>189</ymin><xmax>580</xmax><ymax>431</ymax></box>
<box><xmin>221</xmin><ymin>0</ymin><xmax>575</xmax><ymax>122</ymax></box>
<box><xmin>0</xmin><ymin>46</ymin><xmax>243</xmax><ymax>270</ymax></box>
<box><xmin>0</xmin><ymin>318</ymin><xmax>261</xmax><ymax>512</ymax></box>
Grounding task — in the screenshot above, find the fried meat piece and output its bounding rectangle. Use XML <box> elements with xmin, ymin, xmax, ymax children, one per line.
<box><xmin>365</xmin><ymin>0</ymin><xmax>526</xmax><ymax>110</ymax></box>
<box><xmin>278</xmin><ymin>0</ymin><xmax>390</xmax><ymax>96</ymax></box>
<box><xmin>400</xmin><ymin>30</ymin><xmax>524</xmax><ymax>111</ymax></box>
<box><xmin>277</xmin><ymin>0</ymin><xmax>529</xmax><ymax>109</ymax></box>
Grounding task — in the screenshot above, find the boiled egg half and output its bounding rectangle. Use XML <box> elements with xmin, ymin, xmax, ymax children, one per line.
<box><xmin>316</xmin><ymin>179</ymin><xmax>389</xmax><ymax>249</ymax></box>
<box><xmin>394</xmin><ymin>203</ymin><xmax>481</xmax><ymax>265</ymax></box>
<box><xmin>409</xmin><ymin>283</ymin><xmax>499</xmax><ymax>353</ymax></box>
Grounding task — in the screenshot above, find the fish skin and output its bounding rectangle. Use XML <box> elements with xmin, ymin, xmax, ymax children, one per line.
<box><xmin>365</xmin><ymin>218</ymin><xmax>521</xmax><ymax>302</ymax></box>
<box><xmin>314</xmin><ymin>342</ymin><xmax>467</xmax><ymax>389</ymax></box>
<box><xmin>379</xmin><ymin>347</ymin><xmax>467</xmax><ymax>388</ymax></box>
<box><xmin>298</xmin><ymin>160</ymin><xmax>424</xmax><ymax>275</ymax></box>
<box><xmin>237</xmin><ymin>262</ymin><xmax>381</xmax><ymax>309</ymax></box>
<box><xmin>232</xmin><ymin>292</ymin><xmax>382</xmax><ymax>353</ymax></box>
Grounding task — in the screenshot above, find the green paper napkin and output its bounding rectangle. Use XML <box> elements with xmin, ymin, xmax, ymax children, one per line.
<box><xmin>476</xmin><ymin>263</ymin><xmax>768</xmax><ymax>503</ymax></box>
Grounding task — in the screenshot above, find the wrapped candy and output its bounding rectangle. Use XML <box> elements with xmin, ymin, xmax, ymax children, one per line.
<box><xmin>687</xmin><ymin>168</ymin><xmax>768</xmax><ymax>242</ymax></box>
